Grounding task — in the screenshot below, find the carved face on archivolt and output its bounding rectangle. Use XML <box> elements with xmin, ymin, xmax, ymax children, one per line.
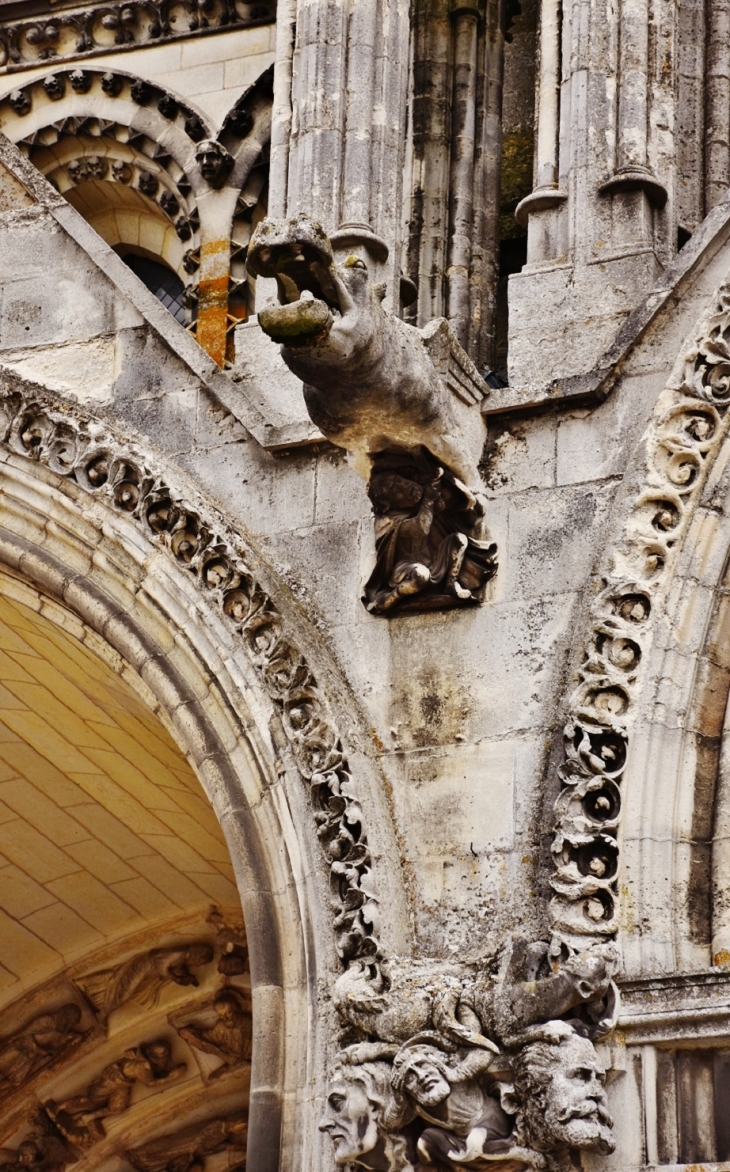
<box><xmin>319</xmin><ymin>1061</ymin><xmax>406</xmax><ymax>1168</ymax></box>
<box><xmin>194</xmin><ymin>139</ymin><xmax>232</xmax><ymax>188</ymax></box>
<box><xmin>511</xmin><ymin>1026</ymin><xmax>615</xmax><ymax>1154</ymax></box>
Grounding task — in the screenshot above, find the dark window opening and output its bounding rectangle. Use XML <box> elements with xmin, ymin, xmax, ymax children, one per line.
<box><xmin>656</xmin><ymin>1047</ymin><xmax>730</xmax><ymax>1165</ymax></box>
<box><xmin>119</xmin><ymin>252</ymin><xmax>187</xmax><ymax>325</ymax></box>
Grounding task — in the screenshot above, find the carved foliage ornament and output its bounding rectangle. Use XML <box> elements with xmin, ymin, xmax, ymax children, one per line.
<box><xmin>0</xmin><ymin>381</ymin><xmax>381</xmax><ymax>970</ymax></box>
<box><xmin>550</xmin><ymin>282</ymin><xmax>730</xmax><ymax>950</ymax></box>
<box><xmin>0</xmin><ymin>2</ymin><xmax>276</xmax><ymax>72</ymax></box>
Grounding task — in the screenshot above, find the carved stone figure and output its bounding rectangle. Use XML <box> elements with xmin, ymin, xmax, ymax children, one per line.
<box><xmin>85</xmin><ymin>157</ymin><xmax>107</xmax><ymax>180</ymax></box>
<box><xmin>325</xmin><ymin>939</ymin><xmax>618</xmax><ymax>1170</ymax></box>
<box><xmin>100</xmin><ymin>72</ymin><xmax>122</xmax><ymax>96</ymax></box>
<box><xmin>248</xmin><ymin>214</ymin><xmax>497</xmax><ymax>614</ymax></box>
<box><xmin>160</xmin><ymin>191</ymin><xmax>179</xmax><ymax>217</ymax></box>
<box><xmin>363</xmin><ymin>451</ymin><xmax>497</xmax><ymax>613</ymax></box>
<box><xmin>45</xmin><ymin>1040</ymin><xmax>185</xmax><ymax>1148</ymax></box>
<box><xmin>319</xmin><ymin>1061</ymin><xmax>414</xmax><ymax>1170</ymax></box>
<box><xmin>138</xmin><ymin>171</ymin><xmax>159</xmax><ymax>198</ymax></box>
<box><xmin>131</xmin><ymin>79</ymin><xmax>153</xmax><ymax>105</ymax></box>
<box><xmin>126</xmin><ymin>1115</ymin><xmax>248</xmax><ymax>1172</ymax></box>
<box><xmin>0</xmin><ymin>1004</ymin><xmax>89</xmax><ymax>1092</ymax></box>
<box><xmin>69</xmin><ymin>71</ymin><xmax>91</xmax><ymax>93</ymax></box>
<box><xmin>157</xmin><ymin>94</ymin><xmax>179</xmax><ymax>120</ymax></box>
<box><xmin>177</xmin><ymin>987</ymin><xmax>251</xmax><ymax>1077</ymax></box>
<box><xmin>66</xmin><ymin>160</ymin><xmax>87</xmax><ymax>184</ymax></box>
<box><xmin>247</xmin><ymin>214</ymin><xmax>487</xmax><ymax>494</ymax></box>
<box><xmin>507</xmin><ymin>1024</ymin><xmax>614</xmax><ymax>1159</ymax></box>
<box><xmin>76</xmin><ymin>942</ymin><xmax>213</xmax><ymax>1020</ymax></box>
<box><xmin>194</xmin><ymin>140</ymin><xmax>233</xmax><ymax>189</ymax></box>
<box><xmin>0</xmin><ymin>1110</ymin><xmax>75</xmax><ymax>1172</ymax></box>
<box><xmin>8</xmin><ymin>90</ymin><xmax>31</xmax><ymax>116</ymax></box>
<box><xmin>112</xmin><ymin>160</ymin><xmax>132</xmax><ymax>183</ymax></box>
<box><xmin>391</xmin><ymin>1040</ymin><xmax>513</xmax><ymax>1166</ymax></box>
<box><xmin>42</xmin><ymin>75</ymin><xmax>65</xmax><ymax>101</ymax></box>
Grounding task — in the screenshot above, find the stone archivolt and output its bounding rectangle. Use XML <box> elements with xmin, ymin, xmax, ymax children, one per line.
<box><xmin>0</xmin><ymin>376</ymin><xmax>382</xmax><ymax>971</ymax></box>
<box><xmin>0</xmin><ymin>910</ymin><xmax>251</xmax><ymax>1172</ymax></box>
<box><xmin>550</xmin><ymin>281</ymin><xmax>730</xmax><ymax>954</ymax></box>
<box><xmin>0</xmin><ymin>1</ymin><xmax>275</xmax><ymax>73</ymax></box>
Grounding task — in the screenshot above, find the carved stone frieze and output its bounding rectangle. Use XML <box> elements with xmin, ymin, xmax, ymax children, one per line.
<box><xmin>45</xmin><ymin>1040</ymin><xmax>186</xmax><ymax>1148</ymax></box>
<box><xmin>0</xmin><ymin>1</ymin><xmax>276</xmax><ymax>73</ymax></box>
<box><xmin>0</xmin><ymin>381</ymin><xmax>383</xmax><ymax>969</ymax></box>
<box><xmin>550</xmin><ymin>282</ymin><xmax>730</xmax><ymax>949</ymax></box>
<box><xmin>247</xmin><ymin>214</ymin><xmax>497</xmax><ymax>615</ymax></box>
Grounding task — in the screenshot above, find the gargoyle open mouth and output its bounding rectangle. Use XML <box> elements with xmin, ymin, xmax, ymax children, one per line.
<box><xmin>247</xmin><ymin>213</ymin><xmax>343</xmax><ymax>346</ymax></box>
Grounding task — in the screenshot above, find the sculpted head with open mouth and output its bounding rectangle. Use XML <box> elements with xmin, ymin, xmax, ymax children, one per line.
<box><xmin>247</xmin><ymin>213</ymin><xmax>357</xmax><ymax>348</ymax></box>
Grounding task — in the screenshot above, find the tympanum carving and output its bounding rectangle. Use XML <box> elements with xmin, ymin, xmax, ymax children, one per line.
<box><xmin>0</xmin><ymin>1005</ymin><xmax>90</xmax><ymax>1094</ymax></box>
<box><xmin>76</xmin><ymin>943</ymin><xmax>214</xmax><ymax>1021</ymax></box>
<box><xmin>247</xmin><ymin>215</ymin><xmax>497</xmax><ymax>615</ymax></box>
<box><xmin>177</xmin><ymin>986</ymin><xmax>251</xmax><ymax>1079</ymax></box>
<box><xmin>126</xmin><ymin>1114</ymin><xmax>248</xmax><ymax>1172</ymax></box>
<box><xmin>323</xmin><ymin>938</ymin><xmax>618</xmax><ymax>1170</ymax></box>
<box><xmin>45</xmin><ymin>1040</ymin><xmax>185</xmax><ymax>1148</ymax></box>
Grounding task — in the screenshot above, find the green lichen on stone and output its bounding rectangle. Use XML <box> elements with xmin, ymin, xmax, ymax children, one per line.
<box><xmin>499</xmin><ymin>131</ymin><xmax>534</xmax><ymax>240</ymax></box>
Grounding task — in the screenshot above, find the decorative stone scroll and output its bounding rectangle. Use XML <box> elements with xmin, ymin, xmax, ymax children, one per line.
<box><xmin>550</xmin><ymin>282</ymin><xmax>730</xmax><ymax>948</ymax></box>
<box><xmin>247</xmin><ymin>214</ymin><xmax>497</xmax><ymax>616</ymax></box>
<box><xmin>0</xmin><ymin>1</ymin><xmax>276</xmax><ymax>73</ymax></box>
<box><xmin>322</xmin><ymin>937</ymin><xmax>619</xmax><ymax>1169</ymax></box>
<box><xmin>0</xmin><ymin>379</ymin><xmax>382</xmax><ymax>970</ymax></box>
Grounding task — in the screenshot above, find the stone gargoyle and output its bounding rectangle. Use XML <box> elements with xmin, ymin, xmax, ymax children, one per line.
<box><xmin>247</xmin><ymin>215</ymin><xmax>497</xmax><ymax>615</ymax></box>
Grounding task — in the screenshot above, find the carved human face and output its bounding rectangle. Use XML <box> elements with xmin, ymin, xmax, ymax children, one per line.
<box><xmin>214</xmin><ymin>996</ymin><xmax>239</xmax><ymax>1026</ymax></box>
<box><xmin>528</xmin><ymin>1035</ymin><xmax>614</xmax><ymax>1152</ymax></box>
<box><xmin>8</xmin><ymin>90</ymin><xmax>31</xmax><ymax>116</ymax></box>
<box><xmin>195</xmin><ymin>140</ymin><xmax>231</xmax><ymax>187</ymax></box>
<box><xmin>146</xmin><ymin>1041</ymin><xmax>170</xmax><ymax>1068</ymax></box>
<box><xmin>319</xmin><ymin>1074</ymin><xmax>380</xmax><ymax>1163</ymax></box>
<box><xmin>400</xmin><ymin>1052</ymin><xmax>450</xmax><ymax>1108</ymax></box>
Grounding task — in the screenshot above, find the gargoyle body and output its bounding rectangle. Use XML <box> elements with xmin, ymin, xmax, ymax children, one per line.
<box><xmin>248</xmin><ymin>215</ymin><xmax>497</xmax><ymax>614</ymax></box>
<box><xmin>247</xmin><ymin>215</ymin><xmax>487</xmax><ymax>494</ymax></box>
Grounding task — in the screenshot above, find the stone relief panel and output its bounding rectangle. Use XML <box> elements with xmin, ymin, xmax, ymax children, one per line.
<box><xmin>247</xmin><ymin>215</ymin><xmax>497</xmax><ymax>615</ymax></box>
<box><xmin>125</xmin><ymin>1113</ymin><xmax>248</xmax><ymax>1172</ymax></box>
<box><xmin>322</xmin><ymin>938</ymin><xmax>618</xmax><ymax>1169</ymax></box>
<box><xmin>0</xmin><ymin>909</ymin><xmax>251</xmax><ymax>1172</ymax></box>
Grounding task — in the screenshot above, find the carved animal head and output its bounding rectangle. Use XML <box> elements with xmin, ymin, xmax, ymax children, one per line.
<box><xmin>248</xmin><ymin>214</ymin><xmax>386</xmax><ymax>360</ymax></box>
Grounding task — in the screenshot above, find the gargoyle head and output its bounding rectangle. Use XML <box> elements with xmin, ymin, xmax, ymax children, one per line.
<box><xmin>248</xmin><ymin>214</ymin><xmax>385</xmax><ymax>358</ymax></box>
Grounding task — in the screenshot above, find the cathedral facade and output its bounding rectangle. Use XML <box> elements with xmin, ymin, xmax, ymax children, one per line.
<box><xmin>0</xmin><ymin>1</ymin><xmax>727</xmax><ymax>1170</ymax></box>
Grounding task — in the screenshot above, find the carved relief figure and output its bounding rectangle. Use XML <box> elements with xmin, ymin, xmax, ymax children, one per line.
<box><xmin>507</xmin><ymin>1024</ymin><xmax>614</xmax><ymax>1158</ymax></box>
<box><xmin>390</xmin><ymin>1041</ymin><xmax>513</xmax><ymax>1166</ymax></box>
<box><xmin>76</xmin><ymin>943</ymin><xmax>213</xmax><ymax>1020</ymax></box>
<box><xmin>0</xmin><ymin>1110</ymin><xmax>75</xmax><ymax>1172</ymax></box>
<box><xmin>45</xmin><ymin>1040</ymin><xmax>186</xmax><ymax>1148</ymax></box>
<box><xmin>178</xmin><ymin>987</ymin><xmax>251</xmax><ymax>1077</ymax></box>
<box><xmin>0</xmin><ymin>1004</ymin><xmax>89</xmax><ymax>1092</ymax></box>
<box><xmin>324</xmin><ymin>938</ymin><xmax>618</xmax><ymax>1170</ymax></box>
<box><xmin>194</xmin><ymin>141</ymin><xmax>233</xmax><ymax>189</ymax></box>
<box><xmin>319</xmin><ymin>1061</ymin><xmax>415</xmax><ymax>1171</ymax></box>
<box><xmin>364</xmin><ymin>452</ymin><xmax>497</xmax><ymax>613</ymax></box>
<box><xmin>126</xmin><ymin>1115</ymin><xmax>248</xmax><ymax>1172</ymax></box>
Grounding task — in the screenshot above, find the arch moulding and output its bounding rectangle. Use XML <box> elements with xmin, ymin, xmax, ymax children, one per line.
<box><xmin>0</xmin><ymin>371</ymin><xmax>408</xmax><ymax>1171</ymax></box>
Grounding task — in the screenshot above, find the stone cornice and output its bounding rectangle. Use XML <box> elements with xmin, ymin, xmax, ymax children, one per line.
<box><xmin>0</xmin><ymin>0</ymin><xmax>276</xmax><ymax>75</ymax></box>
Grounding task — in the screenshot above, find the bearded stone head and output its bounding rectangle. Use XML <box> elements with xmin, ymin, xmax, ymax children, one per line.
<box><xmin>391</xmin><ymin>1043</ymin><xmax>451</xmax><ymax>1109</ymax></box>
<box><xmin>319</xmin><ymin>1061</ymin><xmax>411</xmax><ymax>1169</ymax></box>
<box><xmin>510</xmin><ymin>1024</ymin><xmax>614</xmax><ymax>1155</ymax></box>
